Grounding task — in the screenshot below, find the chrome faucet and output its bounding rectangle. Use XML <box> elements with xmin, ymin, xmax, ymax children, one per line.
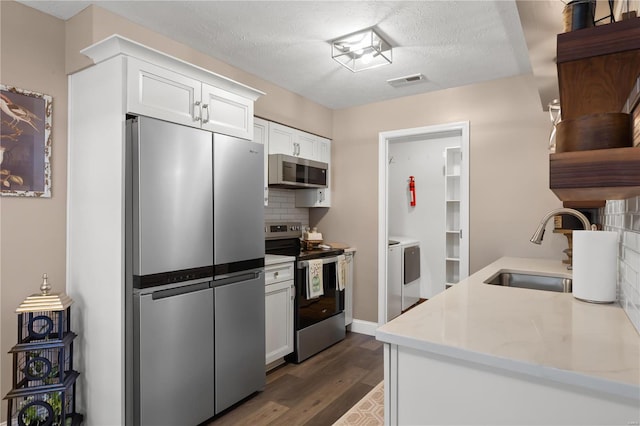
<box><xmin>530</xmin><ymin>208</ymin><xmax>591</xmax><ymax>245</ymax></box>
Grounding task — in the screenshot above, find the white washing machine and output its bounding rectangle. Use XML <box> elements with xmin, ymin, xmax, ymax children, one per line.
<box><xmin>389</xmin><ymin>236</ymin><xmax>421</xmax><ymax>311</ymax></box>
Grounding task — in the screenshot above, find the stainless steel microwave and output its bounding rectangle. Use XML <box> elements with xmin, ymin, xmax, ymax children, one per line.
<box><xmin>268</xmin><ymin>154</ymin><xmax>328</xmax><ymax>189</ymax></box>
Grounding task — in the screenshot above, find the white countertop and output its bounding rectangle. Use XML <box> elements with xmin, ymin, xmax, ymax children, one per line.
<box><xmin>265</xmin><ymin>254</ymin><xmax>296</xmax><ymax>266</ymax></box>
<box><xmin>376</xmin><ymin>257</ymin><xmax>640</xmax><ymax>400</ymax></box>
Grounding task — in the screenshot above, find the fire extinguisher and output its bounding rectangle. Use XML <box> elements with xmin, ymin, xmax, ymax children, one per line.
<box><xmin>409</xmin><ymin>176</ymin><xmax>416</xmax><ymax>207</ymax></box>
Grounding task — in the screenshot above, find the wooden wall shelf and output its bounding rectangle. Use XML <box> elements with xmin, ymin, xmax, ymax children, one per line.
<box><xmin>549</xmin><ymin>147</ymin><xmax>640</xmax><ymax>201</ymax></box>
<box><xmin>556</xmin><ymin>17</ymin><xmax>640</xmax><ymax>63</ymax></box>
<box><xmin>557</xmin><ymin>18</ymin><xmax>640</xmax><ymax>120</ymax></box>
<box><xmin>551</xmin><ymin>18</ymin><xmax>640</xmax><ymax>203</ymax></box>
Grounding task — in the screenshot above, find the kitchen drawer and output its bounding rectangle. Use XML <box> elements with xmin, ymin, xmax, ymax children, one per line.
<box><xmin>265</xmin><ymin>262</ymin><xmax>294</xmax><ymax>285</ymax></box>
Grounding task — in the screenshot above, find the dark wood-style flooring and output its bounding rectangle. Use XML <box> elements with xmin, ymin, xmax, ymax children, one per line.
<box><xmin>207</xmin><ymin>331</ymin><xmax>383</xmax><ymax>426</ymax></box>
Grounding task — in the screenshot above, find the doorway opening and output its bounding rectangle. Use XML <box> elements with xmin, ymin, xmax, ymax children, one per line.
<box><xmin>378</xmin><ymin>122</ymin><xmax>469</xmax><ymax>324</ymax></box>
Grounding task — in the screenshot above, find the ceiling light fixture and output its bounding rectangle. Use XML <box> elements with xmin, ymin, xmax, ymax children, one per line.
<box><xmin>331</xmin><ymin>28</ymin><xmax>392</xmax><ymax>72</ymax></box>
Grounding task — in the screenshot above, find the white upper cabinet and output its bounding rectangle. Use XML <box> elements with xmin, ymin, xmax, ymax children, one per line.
<box><xmin>295</xmin><ymin>131</ymin><xmax>317</xmax><ymax>159</ymax></box>
<box><xmin>268</xmin><ymin>122</ymin><xmax>297</xmax><ymax>155</ymax></box>
<box><xmin>201</xmin><ymin>83</ymin><xmax>253</xmax><ymax>138</ymax></box>
<box><xmin>127</xmin><ymin>58</ymin><xmax>254</xmax><ymax>139</ymax></box>
<box><xmin>316</xmin><ymin>137</ymin><xmax>331</xmax><ymax>163</ymax></box>
<box><xmin>85</xmin><ymin>35</ymin><xmax>263</xmax><ymax>140</ymax></box>
<box><xmin>126</xmin><ymin>57</ymin><xmax>202</xmax><ymax>128</ymax></box>
<box><xmin>267</xmin><ymin>122</ymin><xmax>317</xmax><ymax>160</ymax></box>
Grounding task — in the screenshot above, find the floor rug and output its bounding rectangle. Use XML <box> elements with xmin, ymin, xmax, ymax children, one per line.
<box><xmin>333</xmin><ymin>381</ymin><xmax>384</xmax><ymax>425</ymax></box>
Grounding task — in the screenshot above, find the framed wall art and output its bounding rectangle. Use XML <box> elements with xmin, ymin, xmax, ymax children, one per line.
<box><xmin>0</xmin><ymin>84</ymin><xmax>52</xmax><ymax>197</ymax></box>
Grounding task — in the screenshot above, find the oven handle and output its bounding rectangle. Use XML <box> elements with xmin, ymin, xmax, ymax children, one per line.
<box><xmin>297</xmin><ymin>256</ymin><xmax>340</xmax><ymax>269</ymax></box>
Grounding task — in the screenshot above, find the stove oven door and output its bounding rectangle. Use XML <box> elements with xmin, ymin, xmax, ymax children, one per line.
<box><xmin>295</xmin><ymin>256</ymin><xmax>345</xmax><ymax>330</ymax></box>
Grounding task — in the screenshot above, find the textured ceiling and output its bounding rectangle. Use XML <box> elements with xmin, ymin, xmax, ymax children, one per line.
<box><xmin>19</xmin><ymin>0</ymin><xmax>538</xmax><ymax>110</ymax></box>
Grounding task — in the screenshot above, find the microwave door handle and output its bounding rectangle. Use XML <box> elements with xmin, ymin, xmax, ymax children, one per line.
<box><xmin>298</xmin><ymin>256</ymin><xmax>340</xmax><ymax>269</ymax></box>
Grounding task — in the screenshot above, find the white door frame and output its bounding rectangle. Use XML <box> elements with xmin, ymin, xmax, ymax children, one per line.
<box><xmin>377</xmin><ymin>122</ymin><xmax>469</xmax><ymax>325</ymax></box>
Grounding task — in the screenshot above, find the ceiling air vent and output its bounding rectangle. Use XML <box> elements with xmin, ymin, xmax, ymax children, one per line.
<box><xmin>387</xmin><ymin>73</ymin><xmax>427</xmax><ymax>88</ymax></box>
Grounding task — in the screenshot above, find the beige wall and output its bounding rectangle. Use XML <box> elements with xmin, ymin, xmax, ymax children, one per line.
<box><xmin>313</xmin><ymin>74</ymin><xmax>565</xmax><ymax>322</ymax></box>
<box><xmin>0</xmin><ymin>1</ymin><xmax>68</xmax><ymax>420</ymax></box>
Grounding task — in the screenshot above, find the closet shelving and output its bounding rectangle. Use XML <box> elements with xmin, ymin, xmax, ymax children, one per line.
<box><xmin>444</xmin><ymin>147</ymin><xmax>462</xmax><ymax>288</ymax></box>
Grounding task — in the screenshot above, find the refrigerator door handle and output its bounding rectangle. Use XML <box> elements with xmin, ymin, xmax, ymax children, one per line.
<box><xmin>213</xmin><ymin>270</ymin><xmax>263</xmax><ymax>286</ymax></box>
<box><xmin>151</xmin><ymin>281</ymin><xmax>210</xmax><ymax>300</ymax></box>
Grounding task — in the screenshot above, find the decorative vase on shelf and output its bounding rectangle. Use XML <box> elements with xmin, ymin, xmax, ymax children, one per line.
<box><xmin>548</xmin><ymin>98</ymin><xmax>562</xmax><ymax>153</ymax></box>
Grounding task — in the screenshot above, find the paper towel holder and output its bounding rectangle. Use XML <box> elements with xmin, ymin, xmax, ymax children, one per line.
<box><xmin>572</xmin><ymin>229</ymin><xmax>617</xmax><ymax>304</ymax></box>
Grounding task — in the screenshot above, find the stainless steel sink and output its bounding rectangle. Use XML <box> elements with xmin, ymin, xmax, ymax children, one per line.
<box><xmin>483</xmin><ymin>271</ymin><xmax>572</xmax><ymax>293</ymax></box>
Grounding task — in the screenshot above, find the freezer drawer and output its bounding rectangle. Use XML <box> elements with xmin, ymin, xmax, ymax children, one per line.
<box><xmin>135</xmin><ymin>282</ymin><xmax>215</xmax><ymax>426</ymax></box>
<box><xmin>214</xmin><ymin>270</ymin><xmax>266</xmax><ymax>413</ymax></box>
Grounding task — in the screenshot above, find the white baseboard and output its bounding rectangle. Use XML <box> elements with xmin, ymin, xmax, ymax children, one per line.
<box><xmin>348</xmin><ymin>319</ymin><xmax>379</xmax><ymax>336</ymax></box>
<box><xmin>1</xmin><ymin>420</ymin><xmax>7</xmax><ymax>426</ymax></box>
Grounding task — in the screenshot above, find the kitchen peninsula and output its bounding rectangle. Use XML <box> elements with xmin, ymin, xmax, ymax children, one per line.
<box><xmin>376</xmin><ymin>257</ymin><xmax>640</xmax><ymax>425</ymax></box>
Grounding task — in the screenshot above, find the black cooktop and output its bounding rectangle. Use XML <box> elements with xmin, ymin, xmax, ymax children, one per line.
<box><xmin>297</xmin><ymin>247</ymin><xmax>344</xmax><ymax>261</ymax></box>
<box><xmin>265</xmin><ymin>237</ymin><xmax>343</xmax><ymax>261</ymax></box>
<box><xmin>265</xmin><ymin>221</ymin><xmax>344</xmax><ymax>261</ymax></box>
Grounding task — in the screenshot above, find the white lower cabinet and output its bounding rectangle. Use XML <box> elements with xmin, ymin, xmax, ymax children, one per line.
<box><xmin>265</xmin><ymin>261</ymin><xmax>294</xmax><ymax>366</ymax></box>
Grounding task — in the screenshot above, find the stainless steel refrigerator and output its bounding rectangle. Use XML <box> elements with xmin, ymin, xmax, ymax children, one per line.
<box><xmin>126</xmin><ymin>116</ymin><xmax>265</xmax><ymax>426</ymax></box>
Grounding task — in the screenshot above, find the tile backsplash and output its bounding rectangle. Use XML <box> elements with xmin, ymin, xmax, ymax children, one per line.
<box><xmin>265</xmin><ymin>188</ymin><xmax>309</xmax><ymax>227</ymax></box>
<box><xmin>602</xmin><ymin>196</ymin><xmax>640</xmax><ymax>334</ymax></box>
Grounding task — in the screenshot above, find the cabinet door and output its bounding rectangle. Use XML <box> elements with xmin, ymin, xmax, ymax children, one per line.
<box><xmin>268</xmin><ymin>122</ymin><xmax>296</xmax><ymax>155</ymax></box>
<box><xmin>295</xmin><ymin>185</ymin><xmax>330</xmax><ymax>208</ymax></box>
<box><xmin>202</xmin><ymin>83</ymin><xmax>253</xmax><ymax>140</ymax></box>
<box><xmin>316</xmin><ymin>137</ymin><xmax>331</xmax><ymax>163</ymax></box>
<box><xmin>253</xmin><ymin>117</ymin><xmax>269</xmax><ymax>206</ymax></box>
<box><xmin>295</xmin><ymin>130</ymin><xmax>317</xmax><ymax>159</ymax></box>
<box><xmin>265</xmin><ymin>280</ymin><xmax>294</xmax><ymax>364</ymax></box>
<box><xmin>127</xmin><ymin>57</ymin><xmax>201</xmax><ymax>128</ymax></box>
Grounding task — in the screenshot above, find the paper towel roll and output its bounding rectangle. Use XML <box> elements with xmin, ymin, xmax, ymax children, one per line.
<box><xmin>572</xmin><ymin>230</ymin><xmax>617</xmax><ymax>303</ymax></box>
